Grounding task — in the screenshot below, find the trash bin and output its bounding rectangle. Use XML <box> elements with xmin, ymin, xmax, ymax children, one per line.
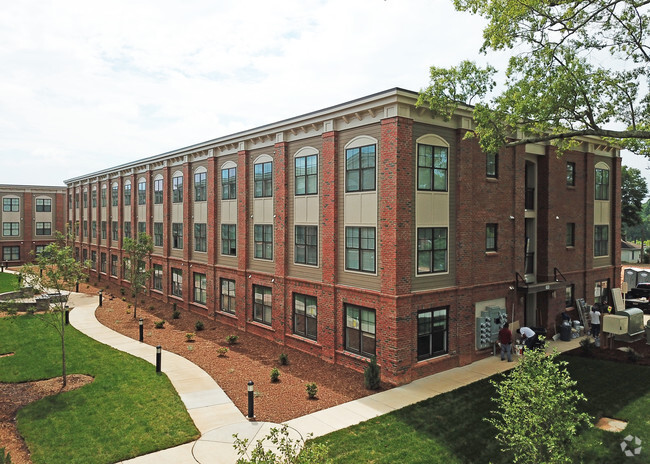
<box><xmin>560</xmin><ymin>322</ymin><xmax>572</xmax><ymax>342</ymax></box>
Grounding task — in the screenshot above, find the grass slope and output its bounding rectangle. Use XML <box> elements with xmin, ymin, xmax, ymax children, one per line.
<box><xmin>315</xmin><ymin>356</ymin><xmax>650</xmax><ymax>464</ymax></box>
<box><xmin>0</xmin><ymin>314</ymin><xmax>199</xmax><ymax>464</ymax></box>
<box><xmin>0</xmin><ymin>273</ymin><xmax>18</xmax><ymax>293</ymax></box>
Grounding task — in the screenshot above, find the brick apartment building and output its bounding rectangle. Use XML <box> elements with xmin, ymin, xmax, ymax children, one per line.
<box><xmin>0</xmin><ymin>184</ymin><xmax>67</xmax><ymax>266</ymax></box>
<box><xmin>64</xmin><ymin>88</ymin><xmax>621</xmax><ymax>385</ymax></box>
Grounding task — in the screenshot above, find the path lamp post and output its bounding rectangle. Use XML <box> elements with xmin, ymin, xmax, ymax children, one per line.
<box><xmin>156</xmin><ymin>345</ymin><xmax>162</xmax><ymax>373</ymax></box>
<box><xmin>139</xmin><ymin>318</ymin><xmax>144</xmax><ymax>342</ymax></box>
<box><xmin>247</xmin><ymin>380</ymin><xmax>255</xmax><ymax>420</ymax></box>
<box><xmin>98</xmin><ymin>290</ymin><xmax>103</xmax><ymax>307</ymax></box>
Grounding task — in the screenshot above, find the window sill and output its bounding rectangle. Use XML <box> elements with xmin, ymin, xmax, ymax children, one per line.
<box><xmin>337</xmin><ymin>349</ymin><xmax>372</xmax><ymax>362</ymax></box>
<box><xmin>566</xmin><ymin>185</ymin><xmax>576</xmax><ymax>190</ymax></box>
<box><xmin>190</xmin><ymin>302</ymin><xmax>208</xmax><ymax>311</ymax></box>
<box><xmin>416</xmin><ymin>352</ymin><xmax>451</xmax><ymax>364</ymax></box>
<box><xmin>248</xmin><ymin>320</ymin><xmax>275</xmax><ymax>332</ymax></box>
<box><xmin>286</xmin><ymin>333</ymin><xmax>320</xmax><ymax>346</ymax></box>
<box><xmin>169</xmin><ymin>295</ymin><xmax>184</xmax><ymax>302</ymax></box>
<box><xmin>218</xmin><ymin>310</ymin><xmax>237</xmax><ymax>320</ymax></box>
<box><xmin>486</xmin><ymin>177</ymin><xmax>499</xmax><ymax>183</ymax></box>
<box><xmin>485</xmin><ymin>251</ymin><xmax>498</xmax><ymax>256</ymax></box>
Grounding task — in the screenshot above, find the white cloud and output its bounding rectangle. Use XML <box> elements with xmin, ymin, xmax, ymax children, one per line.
<box><xmin>0</xmin><ymin>0</ymin><xmax>511</xmax><ymax>185</ymax></box>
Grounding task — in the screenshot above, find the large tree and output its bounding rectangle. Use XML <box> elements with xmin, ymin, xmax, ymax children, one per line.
<box><xmin>20</xmin><ymin>232</ymin><xmax>90</xmax><ymax>386</ymax></box>
<box><xmin>122</xmin><ymin>232</ymin><xmax>153</xmax><ymax>319</ymax></box>
<box><xmin>622</xmin><ymin>165</ymin><xmax>649</xmax><ymax>231</ymax></box>
<box><xmin>418</xmin><ymin>1</ymin><xmax>650</xmax><ymax>157</ymax></box>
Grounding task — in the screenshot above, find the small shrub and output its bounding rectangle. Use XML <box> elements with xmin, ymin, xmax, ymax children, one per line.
<box><xmin>195</xmin><ymin>320</ymin><xmax>205</xmax><ymax>331</ymax></box>
<box><xmin>121</xmin><ymin>297</ymin><xmax>126</xmax><ymax>302</ymax></box>
<box><xmin>226</xmin><ymin>334</ymin><xmax>239</xmax><ymax>345</ymax></box>
<box><xmin>270</xmin><ymin>367</ymin><xmax>280</xmax><ymax>382</ymax></box>
<box><xmin>172</xmin><ymin>309</ymin><xmax>181</xmax><ymax>319</ymax></box>
<box><xmin>278</xmin><ymin>353</ymin><xmax>289</xmax><ymax>365</ymax></box>
<box><xmin>154</xmin><ymin>320</ymin><xmax>165</xmax><ymax>329</ymax></box>
<box><xmin>120</xmin><ymin>288</ymin><xmax>125</xmax><ymax>296</ymax></box>
<box><xmin>187</xmin><ymin>345</ymin><xmax>193</xmax><ymax>351</ymax></box>
<box><xmin>148</xmin><ymin>305</ymin><xmax>155</xmax><ymax>311</ymax></box>
<box><xmin>364</xmin><ymin>355</ymin><xmax>381</xmax><ymax>390</ymax></box>
<box><xmin>217</xmin><ymin>347</ymin><xmax>229</xmax><ymax>357</ymax></box>
<box><xmin>579</xmin><ymin>337</ymin><xmax>595</xmax><ymax>355</ymax></box>
<box><xmin>306</xmin><ymin>382</ymin><xmax>318</xmax><ymax>399</ymax></box>
<box><xmin>185</xmin><ymin>332</ymin><xmax>195</xmax><ymax>341</ymax></box>
<box><xmin>127</xmin><ymin>303</ymin><xmax>132</xmax><ymax>309</ymax></box>
<box><xmin>26</xmin><ymin>307</ymin><xmax>36</xmax><ymax>315</ymax></box>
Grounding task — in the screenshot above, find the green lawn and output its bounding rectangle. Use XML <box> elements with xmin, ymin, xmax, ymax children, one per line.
<box><xmin>314</xmin><ymin>356</ymin><xmax>650</xmax><ymax>464</ymax></box>
<box><xmin>0</xmin><ymin>272</ymin><xmax>18</xmax><ymax>293</ymax></box>
<box><xmin>0</xmin><ymin>314</ymin><xmax>199</xmax><ymax>464</ymax></box>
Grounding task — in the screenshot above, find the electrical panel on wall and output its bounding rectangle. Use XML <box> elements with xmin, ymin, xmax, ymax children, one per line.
<box><xmin>476</xmin><ymin>306</ymin><xmax>507</xmax><ymax>350</ymax></box>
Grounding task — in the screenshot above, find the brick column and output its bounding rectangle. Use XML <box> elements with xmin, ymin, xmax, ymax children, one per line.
<box><xmin>237</xmin><ymin>148</ymin><xmax>250</xmax><ymax>329</ymax></box>
<box><xmin>207</xmin><ymin>153</ymin><xmax>218</xmax><ymax>266</ymax></box>
<box><xmin>145</xmin><ymin>170</ymin><xmax>153</xmax><ymax>235</ymax></box>
<box><xmin>182</xmin><ymin>162</ymin><xmax>192</xmax><ymax>301</ymax></box>
<box><xmin>320</xmin><ymin>129</ymin><xmax>338</xmax><ymax>361</ymax></box>
<box><xmin>612</xmin><ymin>155</ymin><xmax>622</xmax><ymax>286</ymax></box>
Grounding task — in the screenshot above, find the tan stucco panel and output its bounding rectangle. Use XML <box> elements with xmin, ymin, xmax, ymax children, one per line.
<box><xmin>253</xmin><ymin>198</ymin><xmax>273</xmax><ymax>223</ymax></box>
<box><xmin>221</xmin><ymin>199</ymin><xmax>237</xmax><ymax>224</ymax></box>
<box><xmin>294</xmin><ymin>196</ymin><xmax>319</xmax><ymax>224</ymax></box>
<box><xmin>594</xmin><ymin>200</ymin><xmax>610</xmax><ymax>225</ymax></box>
<box><xmin>344</xmin><ymin>192</ymin><xmax>377</xmax><ymax>225</ymax></box>
<box><xmin>193</xmin><ymin>202</ymin><xmax>207</xmax><ymax>223</ymax></box>
<box><xmin>415</xmin><ymin>192</ymin><xmax>449</xmax><ymax>227</ymax></box>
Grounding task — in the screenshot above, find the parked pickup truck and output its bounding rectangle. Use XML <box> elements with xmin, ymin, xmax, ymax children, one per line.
<box><xmin>629</xmin><ymin>282</ymin><xmax>650</xmax><ymax>299</ymax></box>
<box><xmin>627</xmin><ymin>283</ymin><xmax>650</xmax><ymax>312</ymax></box>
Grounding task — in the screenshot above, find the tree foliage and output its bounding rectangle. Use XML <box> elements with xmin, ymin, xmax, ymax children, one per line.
<box><xmin>418</xmin><ymin>0</ymin><xmax>650</xmax><ymax>156</ymax></box>
<box><xmin>486</xmin><ymin>345</ymin><xmax>591</xmax><ymax>464</ymax></box>
<box><xmin>122</xmin><ymin>232</ymin><xmax>153</xmax><ymax>319</ymax></box>
<box><xmin>622</xmin><ymin>165</ymin><xmax>649</xmax><ymax>230</ymax></box>
<box><xmin>20</xmin><ymin>232</ymin><xmax>90</xmax><ymax>386</ymax></box>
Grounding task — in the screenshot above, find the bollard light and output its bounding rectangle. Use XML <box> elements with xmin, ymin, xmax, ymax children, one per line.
<box><xmin>156</xmin><ymin>345</ymin><xmax>162</xmax><ymax>373</ymax></box>
<box><xmin>75</xmin><ymin>281</ymin><xmax>79</xmax><ymax>293</ymax></box>
<box><xmin>247</xmin><ymin>380</ymin><xmax>255</xmax><ymax>420</ymax></box>
<box><xmin>139</xmin><ymin>318</ymin><xmax>144</xmax><ymax>342</ymax></box>
<box><xmin>98</xmin><ymin>290</ymin><xmax>103</xmax><ymax>307</ymax></box>
<box><xmin>65</xmin><ymin>308</ymin><xmax>70</xmax><ymax>325</ymax></box>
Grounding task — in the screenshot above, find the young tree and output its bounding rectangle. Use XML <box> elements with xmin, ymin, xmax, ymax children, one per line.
<box><xmin>622</xmin><ymin>165</ymin><xmax>649</xmax><ymax>231</ymax></box>
<box><xmin>486</xmin><ymin>346</ymin><xmax>591</xmax><ymax>464</ymax></box>
<box><xmin>419</xmin><ymin>1</ymin><xmax>650</xmax><ymax>157</ymax></box>
<box><xmin>122</xmin><ymin>232</ymin><xmax>153</xmax><ymax>319</ymax></box>
<box><xmin>20</xmin><ymin>232</ymin><xmax>90</xmax><ymax>387</ymax></box>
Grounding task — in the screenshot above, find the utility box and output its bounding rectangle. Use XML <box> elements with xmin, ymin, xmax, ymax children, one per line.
<box><xmin>603</xmin><ymin>314</ymin><xmax>628</xmax><ymax>335</ymax></box>
<box><xmin>476</xmin><ymin>306</ymin><xmax>507</xmax><ymax>350</ymax></box>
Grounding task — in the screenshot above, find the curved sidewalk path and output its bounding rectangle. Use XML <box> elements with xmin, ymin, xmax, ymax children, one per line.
<box><xmin>68</xmin><ymin>291</ymin><xmax>588</xmax><ymax>463</ymax></box>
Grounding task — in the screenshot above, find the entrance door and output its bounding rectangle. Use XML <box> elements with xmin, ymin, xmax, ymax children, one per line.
<box><xmin>525</xmin><ymin>293</ymin><xmax>537</xmax><ymax>327</ymax></box>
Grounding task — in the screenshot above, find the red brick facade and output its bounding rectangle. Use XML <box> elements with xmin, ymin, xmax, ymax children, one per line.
<box><xmin>65</xmin><ymin>89</ymin><xmax>622</xmax><ymax>386</ymax></box>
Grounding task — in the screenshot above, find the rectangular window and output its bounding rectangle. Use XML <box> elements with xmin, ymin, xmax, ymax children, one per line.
<box><xmin>124</xmin><ymin>183</ymin><xmax>131</xmax><ymax>205</ymax></box>
<box><xmin>35</xmin><ymin>245</ymin><xmax>46</xmax><ymax>256</ymax></box>
<box><xmin>112</xmin><ymin>221</ymin><xmax>118</xmax><ymax>241</ymax></box>
<box><xmin>2</xmin><ymin>246</ymin><xmax>19</xmax><ymax>261</ymax></box>
<box><xmin>220</xmin><ymin>279</ymin><xmax>236</xmax><ymax>314</ymax></box>
<box><xmin>345</xmin><ymin>227</ymin><xmax>376</xmax><ymax>273</ymax></box>
<box><xmin>595</xmin><ymin>279</ymin><xmax>609</xmax><ymax>305</ymax></box>
<box><xmin>295</xmin><ymin>155</ymin><xmax>318</xmax><ymax>195</ymax></box>
<box><xmin>123</xmin><ymin>221</ymin><xmax>131</xmax><ymax>239</ymax></box>
<box><xmin>486</xmin><ymin>153</ymin><xmax>498</xmax><ymax>178</ymax></box>
<box><xmin>3</xmin><ymin>198</ymin><xmax>18</xmax><ymax>212</ymax></box>
<box><xmin>194</xmin><ymin>223</ymin><xmax>207</xmax><ymax>252</ymax></box>
<box><xmin>75</xmin><ymin>193</ymin><xmax>80</xmax><ymax>208</ymax></box>
<box><xmin>221</xmin><ymin>224</ymin><xmax>236</xmax><ymax>256</ymax></box>
<box><xmin>417</xmin><ymin>307</ymin><xmax>448</xmax><ymax>360</ymax></box>
<box><xmin>417</xmin><ymin>227</ymin><xmax>448</xmax><ymax>274</ymax></box>
<box><xmin>566</xmin><ymin>162</ymin><xmax>575</xmax><ymax>186</ymax></box>
<box><xmin>111</xmin><ymin>185</ymin><xmax>118</xmax><ymax>206</ymax></box>
<box><xmin>595</xmin><ymin>168</ymin><xmax>609</xmax><ymax>200</ymax></box>
<box><xmin>101</xmin><ymin>221</ymin><xmax>107</xmax><ymax>239</ymax></box>
<box><xmin>294</xmin><ymin>293</ymin><xmax>317</xmax><ymax>340</ymax></box>
<box><xmin>136</xmin><ymin>222</ymin><xmax>145</xmax><ymax>235</ymax></box>
<box><xmin>222</xmin><ymin>167</ymin><xmax>237</xmax><ymax>199</ymax></box>
<box><xmin>154</xmin><ymin>179</ymin><xmax>163</xmax><ymax>204</ymax></box>
<box><xmin>253</xmin><ymin>285</ymin><xmax>272</xmax><ymax>325</ymax></box>
<box><xmin>153</xmin><ymin>264</ymin><xmax>163</xmax><ymax>291</ymax></box>
<box><xmin>254</xmin><ymin>162</ymin><xmax>273</xmax><ymax>198</ymax></box>
<box><xmin>82</xmin><ymin>220</ymin><xmax>88</xmax><ymax>237</ymax></box>
<box><xmin>486</xmin><ymin>223</ymin><xmax>498</xmax><ymax>252</ymax></box>
<box><xmin>35</xmin><ymin>198</ymin><xmax>51</xmax><ymax>212</ymax></box>
<box><xmin>193</xmin><ymin>273</ymin><xmax>207</xmax><ymax>305</ymax></box>
<box><xmin>138</xmin><ymin>181</ymin><xmax>146</xmax><ymax>205</ymax></box>
<box><xmin>82</xmin><ymin>248</ymin><xmax>88</xmax><ymax>264</ymax></box>
<box><xmin>346</xmin><ymin>144</ymin><xmax>376</xmax><ymax>192</ymax></box>
<box><xmin>172</xmin><ymin>223</ymin><xmax>183</xmax><ymax>249</ymax></box>
<box><xmin>194</xmin><ymin>172</ymin><xmax>207</xmax><ymax>201</ymax></box>
<box><xmin>345</xmin><ymin>304</ymin><xmax>376</xmax><ymax>357</ymax></box>
<box><xmin>172</xmin><ymin>176</ymin><xmax>183</xmax><ymax>203</ymax></box>
<box><xmin>418</xmin><ymin>144</ymin><xmax>448</xmax><ymax>191</ymax></box>
<box><xmin>171</xmin><ymin>268</ymin><xmax>183</xmax><ymax>297</ymax></box>
<box><xmin>254</xmin><ymin>224</ymin><xmax>273</xmax><ymax>260</ymax></box>
<box><xmin>91</xmin><ymin>220</ymin><xmax>97</xmax><ymax>238</ymax></box>
<box><xmin>566</xmin><ymin>223</ymin><xmax>575</xmax><ymax>247</ymax></box>
<box><xmin>101</xmin><ymin>187</ymin><xmax>107</xmax><ymax>207</ymax></box>
<box><xmin>565</xmin><ymin>284</ymin><xmax>574</xmax><ymax>307</ymax></box>
<box><xmin>594</xmin><ymin>225</ymin><xmax>609</xmax><ymax>257</ymax></box>
<box><xmin>91</xmin><ymin>190</ymin><xmax>97</xmax><ymax>207</ymax></box>
<box><xmin>2</xmin><ymin>222</ymin><xmax>19</xmax><ymax>237</ymax></box>
<box><xmin>100</xmin><ymin>253</ymin><xmax>106</xmax><ymax>273</ymax></box>
<box><xmin>154</xmin><ymin>222</ymin><xmax>163</xmax><ymax>247</ymax></box>
<box><xmin>91</xmin><ymin>251</ymin><xmax>97</xmax><ymax>269</ymax></box>
<box><xmin>295</xmin><ymin>225</ymin><xmax>317</xmax><ymax>266</ymax></box>
<box><xmin>83</xmin><ymin>192</ymin><xmax>88</xmax><ymax>209</ymax></box>
<box><xmin>111</xmin><ymin>255</ymin><xmax>118</xmax><ymax>276</ymax></box>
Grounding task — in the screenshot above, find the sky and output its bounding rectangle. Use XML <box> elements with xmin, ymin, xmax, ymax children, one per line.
<box><xmin>0</xmin><ymin>0</ymin><xmax>647</xmax><ymax>187</ymax></box>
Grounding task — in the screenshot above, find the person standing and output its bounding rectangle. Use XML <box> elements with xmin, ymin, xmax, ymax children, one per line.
<box><xmin>590</xmin><ymin>305</ymin><xmax>601</xmax><ymax>339</ymax></box>
<box><xmin>498</xmin><ymin>322</ymin><xmax>513</xmax><ymax>362</ymax></box>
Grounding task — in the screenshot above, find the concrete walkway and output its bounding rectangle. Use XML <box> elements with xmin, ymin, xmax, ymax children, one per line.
<box><xmin>67</xmin><ymin>292</ymin><xmax>587</xmax><ymax>464</ymax></box>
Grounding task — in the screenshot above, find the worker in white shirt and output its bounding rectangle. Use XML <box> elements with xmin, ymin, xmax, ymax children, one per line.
<box><xmin>590</xmin><ymin>305</ymin><xmax>601</xmax><ymax>339</ymax></box>
<box><xmin>517</xmin><ymin>326</ymin><xmax>538</xmax><ymax>350</ymax></box>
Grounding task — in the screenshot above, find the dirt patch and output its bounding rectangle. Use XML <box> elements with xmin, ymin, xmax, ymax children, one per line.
<box><xmin>595</xmin><ymin>417</ymin><xmax>628</xmax><ymax>432</ymax></box>
<box><xmin>0</xmin><ymin>352</ymin><xmax>14</xmax><ymax>358</ymax></box>
<box><xmin>0</xmin><ymin>374</ymin><xmax>94</xmax><ymax>464</ymax></box>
